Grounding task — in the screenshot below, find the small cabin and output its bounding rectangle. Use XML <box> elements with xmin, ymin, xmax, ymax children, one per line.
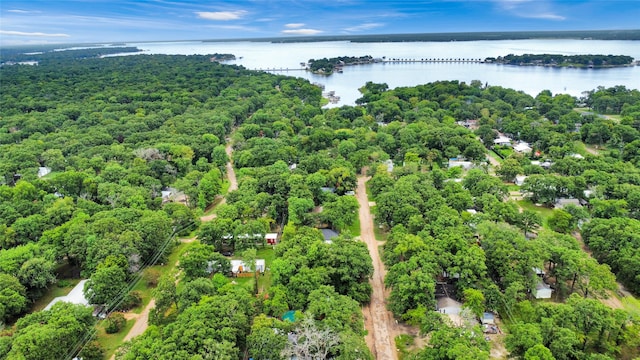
<box><xmin>533</xmin><ymin>280</ymin><xmax>553</xmax><ymax>299</ymax></box>
<box><xmin>513</xmin><ymin>142</ymin><xmax>532</xmax><ymax>153</ymax></box>
<box><xmin>515</xmin><ymin>175</ymin><xmax>527</xmax><ymax>186</ymax></box>
<box><xmin>448</xmin><ymin>159</ymin><xmax>473</xmax><ymax>170</ymax></box>
<box><xmin>37</xmin><ymin>167</ymin><xmax>51</xmax><ymax>178</ymax></box>
<box><xmin>482</xmin><ymin>312</ymin><xmax>495</xmax><ymax>325</ymax></box>
<box><xmin>555</xmin><ymin>198</ymin><xmax>582</xmax><ymax>209</ymax></box>
<box><xmin>265</xmin><ymin>233</ymin><xmax>278</xmax><ymax>245</ymax></box>
<box><xmin>320</xmin><ymin>228</ymin><xmax>340</xmax><ymax>244</ymax></box>
<box><xmin>493</xmin><ymin>135</ymin><xmax>512</xmax><ymax>146</ymax></box>
<box><xmin>231</xmin><ymin>259</ymin><xmax>265</xmax><ymax>275</ymax></box>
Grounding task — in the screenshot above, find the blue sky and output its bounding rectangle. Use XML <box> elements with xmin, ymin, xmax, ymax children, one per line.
<box><xmin>1</xmin><ymin>0</ymin><xmax>639</xmax><ymax>45</ymax></box>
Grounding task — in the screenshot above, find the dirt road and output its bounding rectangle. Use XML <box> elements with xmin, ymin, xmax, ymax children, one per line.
<box><xmin>115</xmin><ymin>141</ymin><xmax>237</xmax><ymax>353</ymax></box>
<box><xmin>200</xmin><ymin>141</ymin><xmax>237</xmax><ymax>222</ymax></box>
<box><xmin>121</xmin><ymin>299</ymin><xmax>155</xmax><ymax>343</ymax></box>
<box><xmin>357</xmin><ymin>176</ymin><xmax>398</xmax><ymax>360</ymax></box>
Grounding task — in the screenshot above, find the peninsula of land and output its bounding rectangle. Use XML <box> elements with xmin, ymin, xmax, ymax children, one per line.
<box><xmin>485</xmin><ymin>54</ymin><xmax>636</xmax><ymax>68</ymax></box>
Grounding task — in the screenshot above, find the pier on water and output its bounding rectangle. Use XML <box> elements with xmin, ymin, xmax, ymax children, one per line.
<box><xmin>252</xmin><ymin>58</ymin><xmax>485</xmax><ymax>72</ymax></box>
<box><xmin>383</xmin><ymin>58</ymin><xmax>485</xmax><ymax>63</ymax></box>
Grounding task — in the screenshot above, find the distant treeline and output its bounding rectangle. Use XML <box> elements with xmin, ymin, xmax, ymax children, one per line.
<box><xmin>307</xmin><ymin>55</ymin><xmax>375</xmax><ymax>74</ymax></box>
<box><xmin>0</xmin><ymin>46</ymin><xmax>141</xmax><ymax>63</ymax></box>
<box><xmin>486</xmin><ymin>54</ymin><xmax>635</xmax><ymax>67</ymax></box>
<box><xmin>206</xmin><ymin>29</ymin><xmax>640</xmax><ymax>43</ymax></box>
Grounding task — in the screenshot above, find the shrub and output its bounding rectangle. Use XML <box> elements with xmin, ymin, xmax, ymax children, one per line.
<box><xmin>104</xmin><ymin>313</ymin><xmax>126</xmax><ymax>334</ymax></box>
<box><xmin>116</xmin><ymin>291</ymin><xmax>142</xmax><ymax>311</ymax></box>
<box><xmin>144</xmin><ymin>268</ymin><xmax>161</xmax><ymax>288</ymax></box>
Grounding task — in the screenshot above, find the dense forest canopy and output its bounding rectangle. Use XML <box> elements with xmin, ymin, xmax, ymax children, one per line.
<box><xmin>1</xmin><ymin>51</ymin><xmax>640</xmax><ymax>359</ymax></box>
<box><xmin>486</xmin><ymin>54</ymin><xmax>635</xmax><ymax>67</ymax></box>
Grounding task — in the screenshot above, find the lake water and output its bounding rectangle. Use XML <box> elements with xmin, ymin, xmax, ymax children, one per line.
<box><xmin>126</xmin><ymin>39</ymin><xmax>640</xmax><ymax>107</ymax></box>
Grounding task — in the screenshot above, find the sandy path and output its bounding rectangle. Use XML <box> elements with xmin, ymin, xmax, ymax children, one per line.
<box><xmin>121</xmin><ymin>299</ymin><xmax>155</xmax><ymax>342</ymax></box>
<box><xmin>199</xmin><ymin>142</ymin><xmax>238</xmax><ymax>222</ymax></box>
<box><xmin>357</xmin><ymin>175</ymin><xmax>398</xmax><ymax>360</ymax></box>
<box><xmin>485</xmin><ymin>152</ymin><xmax>501</xmax><ymax>168</ymax></box>
<box><xmin>114</xmin><ymin>141</ymin><xmax>238</xmax><ymax>355</ymax></box>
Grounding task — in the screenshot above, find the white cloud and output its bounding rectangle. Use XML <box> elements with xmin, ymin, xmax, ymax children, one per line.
<box><xmin>196</xmin><ymin>10</ymin><xmax>248</xmax><ymax>21</ymax></box>
<box><xmin>494</xmin><ymin>0</ymin><xmax>565</xmax><ymax>21</ymax></box>
<box><xmin>285</xmin><ymin>23</ymin><xmax>305</xmax><ymax>28</ymax></box>
<box><xmin>8</xmin><ymin>9</ymin><xmax>30</xmax><ymax>13</ymax></box>
<box><xmin>0</xmin><ymin>30</ymin><xmax>70</xmax><ymax>37</ymax></box>
<box><xmin>343</xmin><ymin>23</ymin><xmax>384</xmax><ymax>32</ymax></box>
<box><xmin>525</xmin><ymin>13</ymin><xmax>565</xmax><ymax>20</ymax></box>
<box><xmin>281</xmin><ymin>28</ymin><xmax>323</xmax><ymax>35</ymax></box>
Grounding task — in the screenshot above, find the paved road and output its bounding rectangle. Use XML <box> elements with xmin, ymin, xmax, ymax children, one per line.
<box><xmin>357</xmin><ymin>176</ymin><xmax>398</xmax><ymax>360</ymax></box>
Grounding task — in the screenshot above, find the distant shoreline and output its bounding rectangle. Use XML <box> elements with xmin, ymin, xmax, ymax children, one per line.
<box><xmin>3</xmin><ymin>30</ymin><xmax>639</xmax><ymax>50</ymax></box>
<box><xmin>203</xmin><ymin>29</ymin><xmax>640</xmax><ymax>44</ymax></box>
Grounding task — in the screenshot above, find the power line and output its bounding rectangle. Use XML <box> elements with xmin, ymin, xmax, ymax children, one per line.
<box><xmin>63</xmin><ymin>219</ymin><xmax>197</xmax><ymax>360</ymax></box>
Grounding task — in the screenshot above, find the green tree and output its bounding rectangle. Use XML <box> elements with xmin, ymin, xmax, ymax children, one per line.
<box><xmin>18</xmin><ymin>257</ymin><xmax>56</xmax><ymax>297</ymax></box>
<box><xmin>7</xmin><ymin>302</ymin><xmax>95</xmax><ymax>360</ymax></box>
<box><xmin>506</xmin><ymin>323</ymin><xmax>544</xmax><ymax>357</ymax></box>
<box><xmin>247</xmin><ymin>314</ymin><xmax>289</xmax><ymax>360</ymax></box>
<box><xmin>0</xmin><ymin>273</ymin><xmax>28</xmax><ymax>323</ymax></box>
<box><xmin>178</xmin><ymin>243</ymin><xmax>230</xmax><ymax>280</ymax></box>
<box><xmin>462</xmin><ymin>288</ymin><xmax>485</xmax><ymax>319</ymax></box>
<box><xmin>524</xmin><ymin>344</ymin><xmax>555</xmax><ymax>360</ymax></box>
<box><xmin>497</xmin><ymin>158</ymin><xmax>524</xmax><ymax>182</ymax></box>
<box><xmin>321</xmin><ymin>196</ymin><xmax>359</xmax><ymax>231</ymax></box>
<box><xmin>242</xmin><ymin>248</ymin><xmax>259</xmax><ymax>295</ymax></box>
<box><xmin>515</xmin><ymin>210</ymin><xmax>542</xmax><ymax>236</ymax></box>
<box><xmin>84</xmin><ymin>259</ymin><xmax>128</xmax><ymax>305</ymax></box>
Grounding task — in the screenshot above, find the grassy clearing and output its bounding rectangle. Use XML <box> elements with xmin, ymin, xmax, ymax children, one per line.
<box><xmin>488</xmin><ymin>150</ymin><xmax>504</xmax><ymax>164</ymax></box>
<box><xmin>507</xmin><ymin>184</ymin><xmax>520</xmax><ymax>192</ymax></box>
<box><xmin>230</xmin><ymin>247</ymin><xmax>276</xmax><ymax>294</ymax></box>
<box><xmin>130</xmin><ymin>241</ymin><xmax>190</xmax><ymax>314</ymax></box>
<box><xmin>395</xmin><ymin>334</ymin><xmax>415</xmax><ymax>359</ymax></box>
<box><xmin>370</xmin><ymin>206</ymin><xmax>388</xmax><ymax>242</ymax></box>
<box><xmin>366</xmin><ymin>181</ymin><xmax>374</xmax><ymax>200</ymax></box>
<box><xmin>346</xmin><ymin>214</ymin><xmax>361</xmax><ymax>237</ymax></box>
<box><xmin>29</xmin><ymin>279</ymin><xmax>80</xmax><ymax>313</ymax></box>
<box><xmin>517</xmin><ymin>200</ymin><xmax>555</xmax><ymax>228</ymax></box>
<box><xmin>96</xmin><ymin>317</ymin><xmax>135</xmax><ymax>358</ymax></box>
<box><xmin>622</xmin><ymin>296</ymin><xmax>640</xmax><ymax>318</ymax></box>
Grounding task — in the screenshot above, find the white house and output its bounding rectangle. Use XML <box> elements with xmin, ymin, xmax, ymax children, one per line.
<box><xmin>230</xmin><ymin>259</ymin><xmax>265</xmax><ymax>274</ymax></box>
<box><xmin>555</xmin><ymin>198</ymin><xmax>582</xmax><ymax>209</ymax></box>
<box><xmin>493</xmin><ymin>135</ymin><xmax>512</xmax><ymax>146</ymax></box>
<box><xmin>513</xmin><ymin>142</ymin><xmax>532</xmax><ymax>153</ymax></box>
<box><xmin>37</xmin><ymin>167</ymin><xmax>51</xmax><ymax>178</ymax></box>
<box><xmin>448</xmin><ymin>159</ymin><xmax>473</xmax><ymax>170</ymax></box>
<box><xmin>44</xmin><ymin>279</ymin><xmax>89</xmax><ymax>310</ymax></box>
<box><xmin>383</xmin><ymin>159</ymin><xmax>394</xmax><ymax>173</ymax></box>
<box><xmin>533</xmin><ymin>280</ymin><xmax>553</xmax><ymax>299</ymax></box>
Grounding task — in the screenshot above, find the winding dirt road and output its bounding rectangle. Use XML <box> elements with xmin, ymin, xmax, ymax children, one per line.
<box><xmin>357</xmin><ymin>175</ymin><xmax>398</xmax><ymax>360</ymax></box>
<box><xmin>115</xmin><ymin>141</ymin><xmax>237</xmax><ymax>351</ymax></box>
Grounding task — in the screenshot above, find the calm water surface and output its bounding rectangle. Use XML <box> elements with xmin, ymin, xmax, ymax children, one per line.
<box><xmin>127</xmin><ymin>39</ymin><xmax>640</xmax><ymax>107</ymax></box>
